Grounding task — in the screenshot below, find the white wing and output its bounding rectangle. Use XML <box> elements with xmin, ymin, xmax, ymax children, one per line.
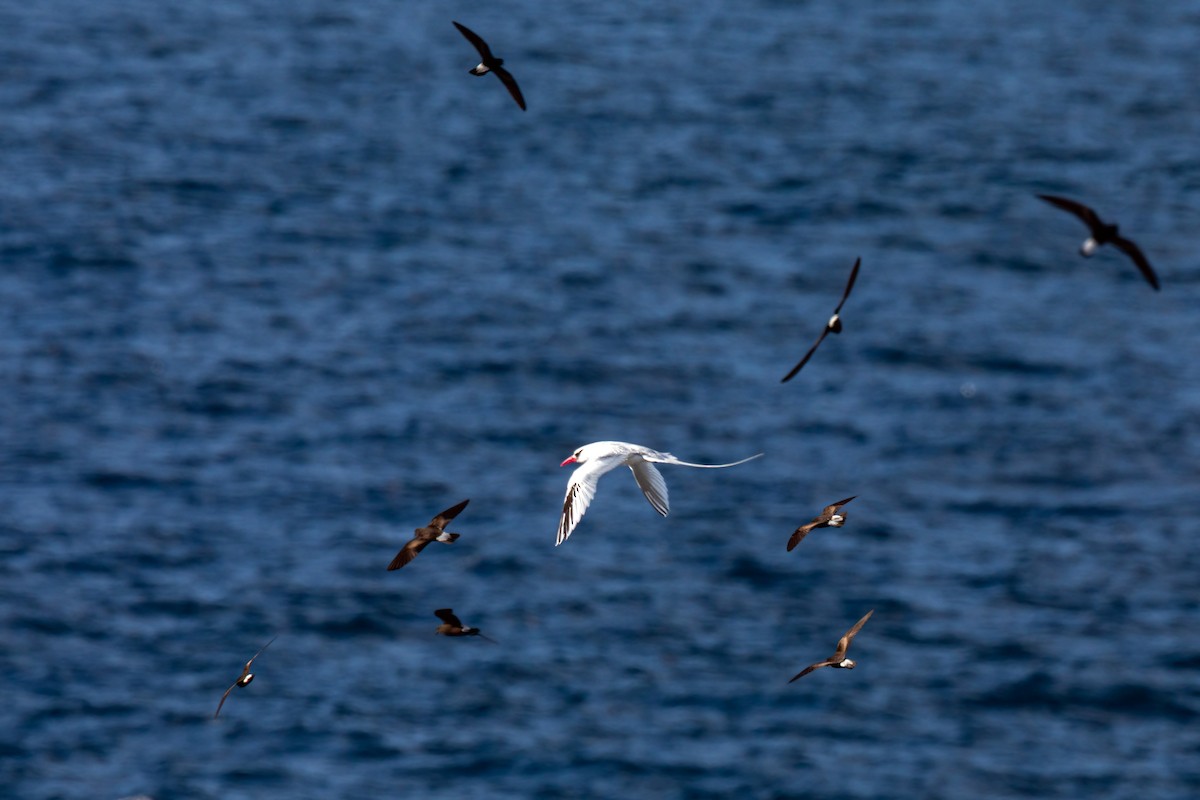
<box><xmin>629</xmin><ymin>460</ymin><xmax>670</xmax><ymax>517</ymax></box>
<box><xmin>642</xmin><ymin>451</ymin><xmax>764</xmax><ymax>469</ymax></box>
<box><xmin>556</xmin><ymin>455</ymin><xmax>624</xmax><ymax>546</ymax></box>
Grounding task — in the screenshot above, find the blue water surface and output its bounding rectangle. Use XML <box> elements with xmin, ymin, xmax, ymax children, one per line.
<box><xmin>2</xmin><ymin>1</ymin><xmax>1199</xmax><ymax>798</ymax></box>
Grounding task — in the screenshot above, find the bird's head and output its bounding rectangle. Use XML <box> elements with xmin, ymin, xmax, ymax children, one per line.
<box><xmin>560</xmin><ymin>444</ymin><xmax>592</xmax><ymax>467</ymax></box>
<box><xmin>562</xmin><ymin>442</ymin><xmax>622</xmax><ymax>467</ymax></box>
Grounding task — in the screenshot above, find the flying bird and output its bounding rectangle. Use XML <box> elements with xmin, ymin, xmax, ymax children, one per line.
<box><xmin>781</xmin><ymin>257</ymin><xmax>861</xmax><ymax>383</ymax></box>
<box><xmin>1037</xmin><ymin>194</ymin><xmax>1159</xmax><ymax>290</ymax></box>
<box><xmin>387</xmin><ymin>499</ymin><xmax>469</xmax><ymax>570</ymax></box>
<box><xmin>434</xmin><ymin>608</ymin><xmax>496</xmax><ymax>643</ymax></box>
<box><xmin>453</xmin><ymin>21</ymin><xmax>526</xmax><ymax>111</ymax></box>
<box><xmin>787</xmin><ymin>496</ymin><xmax>856</xmax><ymax>551</ymax></box>
<box><xmin>214</xmin><ymin>636</ymin><xmax>276</xmax><ymax>719</ymax></box>
<box><xmin>557</xmin><ymin>441</ymin><xmax>763</xmax><ymax>545</ymax></box>
<box><xmin>788</xmin><ymin>610</ymin><xmax>874</xmax><ymax>683</ymax></box>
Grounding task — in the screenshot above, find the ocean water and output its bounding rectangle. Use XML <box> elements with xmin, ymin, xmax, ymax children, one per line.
<box><xmin>1</xmin><ymin>1</ymin><xmax>1199</xmax><ymax>798</ymax></box>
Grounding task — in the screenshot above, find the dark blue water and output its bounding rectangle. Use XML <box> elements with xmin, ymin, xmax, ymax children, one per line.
<box><xmin>2</xmin><ymin>1</ymin><xmax>1199</xmax><ymax>798</ymax></box>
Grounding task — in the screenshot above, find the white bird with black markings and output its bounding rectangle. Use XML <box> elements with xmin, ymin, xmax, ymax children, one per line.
<box><xmin>556</xmin><ymin>441</ymin><xmax>763</xmax><ymax>545</ymax></box>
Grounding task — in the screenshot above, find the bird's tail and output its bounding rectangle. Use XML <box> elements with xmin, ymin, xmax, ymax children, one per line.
<box><xmin>648</xmin><ymin>452</ymin><xmax>764</xmax><ymax>469</ymax></box>
<box><xmin>437</xmin><ymin>532</ymin><xmax>460</xmax><ymax>543</ymax></box>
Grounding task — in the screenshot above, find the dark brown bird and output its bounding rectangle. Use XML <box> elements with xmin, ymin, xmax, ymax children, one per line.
<box><xmin>1037</xmin><ymin>194</ymin><xmax>1159</xmax><ymax>290</ymax></box>
<box><xmin>214</xmin><ymin>636</ymin><xmax>276</xmax><ymax>719</ymax></box>
<box><xmin>434</xmin><ymin>608</ymin><xmax>496</xmax><ymax>642</ymax></box>
<box><xmin>787</xmin><ymin>495</ymin><xmax>856</xmax><ymax>551</ymax></box>
<box><xmin>781</xmin><ymin>257</ymin><xmax>861</xmax><ymax>383</ymax></box>
<box><xmin>453</xmin><ymin>21</ymin><xmax>526</xmax><ymax>111</ymax></box>
<box><xmin>788</xmin><ymin>610</ymin><xmax>873</xmax><ymax>683</ymax></box>
<box><xmin>387</xmin><ymin>499</ymin><xmax>469</xmax><ymax>570</ymax></box>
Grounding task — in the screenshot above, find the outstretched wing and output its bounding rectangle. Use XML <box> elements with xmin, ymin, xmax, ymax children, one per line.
<box><xmin>788</xmin><ymin>660</ymin><xmax>831</xmax><ymax>683</ymax></box>
<box><xmin>834</xmin><ymin>609</ymin><xmax>875</xmax><ymax>658</ymax></box>
<box><xmin>821</xmin><ymin>496</ymin><xmax>857</xmax><ymax>517</ymax></box>
<box><xmin>1112</xmin><ymin>236</ymin><xmax>1160</xmax><ymax>290</ymax></box>
<box><xmin>629</xmin><ymin>460</ymin><xmax>670</xmax><ymax>517</ymax></box>
<box><xmin>429</xmin><ymin>499</ymin><xmax>470</xmax><ymax>531</ymax></box>
<box><xmin>1037</xmin><ymin>194</ymin><xmax>1102</xmax><ymax>231</ymax></box>
<box><xmin>833</xmin><ymin>257</ymin><xmax>861</xmax><ymax>315</ymax></box>
<box><xmin>787</xmin><ymin>521</ymin><xmax>818</xmax><ymax>551</ymax></box>
<box><xmin>435</xmin><ymin>608</ymin><xmax>463</xmax><ymax>627</ymax></box>
<box><xmin>493</xmin><ymin>66</ymin><xmax>526</xmax><ymax>111</ymax></box>
<box><xmin>213</xmin><ymin>681</ymin><xmax>237</xmax><ymax>718</ymax></box>
<box><xmin>556</xmin><ymin>455</ymin><xmax>624</xmax><ymax>545</ymax></box>
<box><xmin>452</xmin><ymin>21</ymin><xmax>493</xmax><ymax>61</ymax></box>
<box><xmin>781</xmin><ymin>328</ymin><xmax>829</xmax><ymax>383</ymax></box>
<box><xmin>387</xmin><ymin>537</ymin><xmax>428</xmax><ymax>570</ymax></box>
<box><xmin>245</xmin><ymin>636</ymin><xmax>276</xmax><ymax>669</ymax></box>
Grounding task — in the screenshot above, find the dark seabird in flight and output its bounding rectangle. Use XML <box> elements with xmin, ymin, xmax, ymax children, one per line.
<box><xmin>1037</xmin><ymin>194</ymin><xmax>1159</xmax><ymax>290</ymax></box>
<box><xmin>453</xmin><ymin>21</ymin><xmax>526</xmax><ymax>111</ymax></box>
<box><xmin>434</xmin><ymin>608</ymin><xmax>496</xmax><ymax>642</ymax></box>
<box><xmin>788</xmin><ymin>610</ymin><xmax>874</xmax><ymax>683</ymax></box>
<box><xmin>214</xmin><ymin>636</ymin><xmax>276</xmax><ymax>719</ymax></box>
<box><xmin>387</xmin><ymin>499</ymin><xmax>469</xmax><ymax>570</ymax></box>
<box><xmin>781</xmin><ymin>257</ymin><xmax>861</xmax><ymax>383</ymax></box>
<box><xmin>787</xmin><ymin>495</ymin><xmax>856</xmax><ymax>551</ymax></box>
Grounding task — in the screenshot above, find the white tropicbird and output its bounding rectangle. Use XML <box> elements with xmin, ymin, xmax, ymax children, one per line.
<box><xmin>556</xmin><ymin>441</ymin><xmax>764</xmax><ymax>545</ymax></box>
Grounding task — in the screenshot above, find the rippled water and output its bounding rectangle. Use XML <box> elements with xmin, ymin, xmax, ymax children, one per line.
<box><xmin>2</xmin><ymin>1</ymin><xmax>1199</xmax><ymax>798</ymax></box>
